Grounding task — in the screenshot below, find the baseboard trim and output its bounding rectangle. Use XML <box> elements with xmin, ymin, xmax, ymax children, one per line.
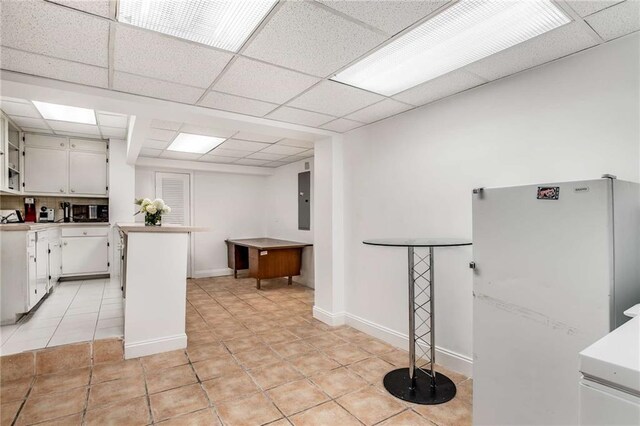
<box><xmin>124</xmin><ymin>334</ymin><xmax>187</xmax><ymax>359</ymax></box>
<box><xmin>313</xmin><ymin>306</ymin><xmax>346</xmax><ymax>326</ymax></box>
<box><xmin>345</xmin><ymin>312</ymin><xmax>473</xmax><ymax>378</ymax></box>
<box><xmin>191</xmin><ymin>268</ymin><xmax>233</xmax><ymax>279</ymax></box>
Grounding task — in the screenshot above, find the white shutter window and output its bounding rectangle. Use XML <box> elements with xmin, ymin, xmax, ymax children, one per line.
<box><xmin>155</xmin><ymin>172</ymin><xmax>190</xmax><ymax>226</ymax></box>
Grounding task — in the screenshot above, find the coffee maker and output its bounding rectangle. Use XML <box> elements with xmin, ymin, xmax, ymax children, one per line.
<box><xmin>61</xmin><ymin>202</ymin><xmax>71</xmax><ymax>223</ymax></box>
<box><xmin>24</xmin><ymin>197</ymin><xmax>36</xmax><ymax>223</ymax></box>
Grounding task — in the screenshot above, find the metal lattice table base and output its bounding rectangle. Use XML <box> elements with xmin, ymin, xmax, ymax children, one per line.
<box><xmin>383</xmin><ymin>368</ymin><xmax>456</xmax><ymax>405</ymax></box>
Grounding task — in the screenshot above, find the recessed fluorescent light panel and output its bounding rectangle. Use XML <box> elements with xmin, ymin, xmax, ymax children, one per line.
<box><xmin>332</xmin><ymin>0</ymin><xmax>571</xmax><ymax>96</ymax></box>
<box><xmin>167</xmin><ymin>133</ymin><xmax>226</xmax><ymax>154</ymax></box>
<box><xmin>118</xmin><ymin>0</ymin><xmax>277</xmax><ymax>52</ymax></box>
<box><xmin>32</xmin><ymin>101</ymin><xmax>96</xmax><ymax>125</ymax></box>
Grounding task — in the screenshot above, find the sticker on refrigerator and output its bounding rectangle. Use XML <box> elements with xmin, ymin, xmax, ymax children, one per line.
<box><xmin>537</xmin><ymin>186</ymin><xmax>559</xmax><ymax>200</ymax></box>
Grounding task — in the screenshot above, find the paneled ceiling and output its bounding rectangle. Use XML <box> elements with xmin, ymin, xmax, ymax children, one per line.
<box><xmin>141</xmin><ymin>120</ymin><xmax>314</xmax><ymax>167</ymax></box>
<box><xmin>1</xmin><ymin>0</ymin><xmax>638</xmax><ymax>134</ymax></box>
<box><xmin>0</xmin><ymin>96</ymin><xmax>128</xmax><ymax>139</ymax></box>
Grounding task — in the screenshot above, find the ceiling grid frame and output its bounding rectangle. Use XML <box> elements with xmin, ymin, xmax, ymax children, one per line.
<box><xmin>0</xmin><ymin>0</ymin><xmax>636</xmax><ymax>135</ymax></box>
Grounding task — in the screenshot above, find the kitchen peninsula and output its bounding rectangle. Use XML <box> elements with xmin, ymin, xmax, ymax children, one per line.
<box><xmin>117</xmin><ymin>223</ymin><xmax>206</xmax><ymax>358</ymax></box>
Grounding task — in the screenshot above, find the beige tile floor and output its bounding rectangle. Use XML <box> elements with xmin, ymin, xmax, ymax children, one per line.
<box><xmin>0</xmin><ymin>275</ymin><xmax>472</xmax><ymax>425</ymax></box>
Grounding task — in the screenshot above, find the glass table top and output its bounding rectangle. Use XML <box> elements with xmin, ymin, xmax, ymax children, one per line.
<box><xmin>363</xmin><ymin>238</ymin><xmax>472</xmax><ymax>247</ymax></box>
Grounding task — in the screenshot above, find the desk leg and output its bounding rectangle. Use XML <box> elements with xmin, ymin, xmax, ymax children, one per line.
<box><xmin>234</xmin><ymin>269</ymin><xmax>238</xmax><ymax>279</ymax></box>
<box><xmin>288</xmin><ymin>276</ymin><xmax>292</xmax><ymax>285</ymax></box>
<box><xmin>256</xmin><ymin>279</ymin><xmax>261</xmax><ymax>290</ymax></box>
<box><xmin>382</xmin><ymin>246</ymin><xmax>456</xmax><ymax>404</ymax></box>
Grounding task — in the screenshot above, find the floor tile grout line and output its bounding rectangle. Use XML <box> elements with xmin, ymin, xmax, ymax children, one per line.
<box><xmin>45</xmin><ymin>280</ymin><xmax>84</xmax><ymax>348</ymax></box>
<box><xmin>91</xmin><ymin>279</ymin><xmax>108</xmax><ymax>341</ymax></box>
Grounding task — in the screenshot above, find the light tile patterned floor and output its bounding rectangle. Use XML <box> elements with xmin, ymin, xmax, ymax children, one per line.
<box><xmin>0</xmin><ymin>275</ymin><xmax>472</xmax><ymax>425</ymax></box>
<box><xmin>0</xmin><ymin>278</ymin><xmax>123</xmax><ymax>356</ymax></box>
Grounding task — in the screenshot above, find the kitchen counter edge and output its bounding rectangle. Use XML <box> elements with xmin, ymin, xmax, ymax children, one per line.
<box><xmin>0</xmin><ymin>222</ymin><xmax>111</xmax><ymax>232</ymax></box>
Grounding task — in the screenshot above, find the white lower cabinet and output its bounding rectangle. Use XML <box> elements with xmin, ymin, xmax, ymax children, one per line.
<box><xmin>61</xmin><ymin>227</ymin><xmax>109</xmax><ymax>276</ymax></box>
<box><xmin>1</xmin><ymin>229</ymin><xmax>57</xmax><ymax>324</ymax></box>
<box><xmin>48</xmin><ymin>228</ymin><xmax>62</xmax><ymax>290</ymax></box>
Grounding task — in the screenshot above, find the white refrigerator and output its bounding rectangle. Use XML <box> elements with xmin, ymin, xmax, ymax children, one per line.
<box><xmin>471</xmin><ymin>177</ymin><xmax>640</xmax><ymax>425</ymax></box>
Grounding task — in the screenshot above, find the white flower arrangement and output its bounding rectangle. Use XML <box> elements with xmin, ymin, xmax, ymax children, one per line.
<box><xmin>134</xmin><ymin>198</ymin><xmax>171</xmax><ymax>225</ymax></box>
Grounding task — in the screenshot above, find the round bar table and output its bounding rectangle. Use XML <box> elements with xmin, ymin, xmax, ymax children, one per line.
<box><xmin>363</xmin><ymin>238</ymin><xmax>472</xmax><ymax>404</ymax></box>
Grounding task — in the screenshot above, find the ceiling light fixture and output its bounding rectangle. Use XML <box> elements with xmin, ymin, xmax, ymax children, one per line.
<box><xmin>167</xmin><ymin>133</ymin><xmax>226</xmax><ymax>154</ymax></box>
<box><xmin>118</xmin><ymin>0</ymin><xmax>278</xmax><ymax>52</ymax></box>
<box><xmin>32</xmin><ymin>101</ymin><xmax>96</xmax><ymax>125</ymax></box>
<box><xmin>332</xmin><ymin>0</ymin><xmax>571</xmax><ymax>96</ymax></box>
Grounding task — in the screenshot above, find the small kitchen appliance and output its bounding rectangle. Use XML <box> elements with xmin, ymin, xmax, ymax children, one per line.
<box><xmin>0</xmin><ymin>209</ymin><xmax>23</xmax><ymax>223</ymax></box>
<box><xmin>72</xmin><ymin>204</ymin><xmax>109</xmax><ymax>222</ymax></box>
<box><xmin>38</xmin><ymin>206</ymin><xmax>55</xmax><ymax>222</ymax></box>
<box><xmin>24</xmin><ymin>198</ymin><xmax>36</xmax><ymax>222</ymax></box>
<box><xmin>61</xmin><ymin>202</ymin><xmax>71</xmax><ymax>223</ymax></box>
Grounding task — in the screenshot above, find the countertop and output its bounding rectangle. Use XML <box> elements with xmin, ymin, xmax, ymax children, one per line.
<box><xmin>226</xmin><ymin>238</ymin><xmax>312</xmax><ymax>249</ymax></box>
<box><xmin>0</xmin><ymin>222</ymin><xmax>111</xmax><ymax>231</ymax></box>
<box><xmin>579</xmin><ymin>315</ymin><xmax>640</xmax><ymax>393</ymax></box>
<box><xmin>116</xmin><ymin>223</ymin><xmax>208</xmax><ymax>233</ymax></box>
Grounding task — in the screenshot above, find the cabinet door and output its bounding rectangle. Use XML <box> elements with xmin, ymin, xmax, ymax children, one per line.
<box><xmin>62</xmin><ymin>236</ymin><xmax>109</xmax><ymax>275</ymax></box>
<box><xmin>30</xmin><ymin>232</ymin><xmax>48</xmax><ymax>308</ymax></box>
<box><xmin>69</xmin><ymin>151</ymin><xmax>107</xmax><ymax>196</ymax></box>
<box><xmin>49</xmin><ymin>240</ymin><xmax>62</xmax><ymax>287</ymax></box>
<box><xmin>0</xmin><ymin>115</ymin><xmax>6</xmax><ymax>191</ymax></box>
<box><xmin>24</xmin><ymin>146</ymin><xmax>68</xmax><ymax>194</ymax></box>
<box><xmin>24</xmin><ymin>134</ymin><xmax>68</xmax><ymax>150</ymax></box>
<box><xmin>27</xmin><ymin>241</ymin><xmax>38</xmax><ymax>310</ymax></box>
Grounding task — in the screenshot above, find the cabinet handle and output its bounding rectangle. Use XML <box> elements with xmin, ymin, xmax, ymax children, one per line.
<box><xmin>60</xmin><ymin>189</ymin><xmax>64</xmax><ymax>193</ymax></box>
<box><xmin>63</xmin><ymin>242</ymin><xmax>67</xmax><ymax>246</ymax></box>
<box><xmin>72</xmin><ymin>144</ymin><xmax>76</xmax><ymax>148</ymax></box>
<box><xmin>82</xmin><ymin>231</ymin><xmax>87</xmax><ymax>235</ymax></box>
<box><xmin>70</xmin><ymin>189</ymin><xmax>75</xmax><ymax>193</ymax></box>
<box><xmin>60</xmin><ymin>143</ymin><xmax>64</xmax><ymax>147</ymax></box>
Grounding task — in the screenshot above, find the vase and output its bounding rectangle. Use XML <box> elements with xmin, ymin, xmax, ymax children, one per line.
<box><xmin>144</xmin><ymin>212</ymin><xmax>162</xmax><ymax>226</ymax></box>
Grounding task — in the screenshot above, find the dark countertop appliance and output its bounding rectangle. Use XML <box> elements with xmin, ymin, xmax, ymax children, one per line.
<box><xmin>72</xmin><ymin>204</ymin><xmax>109</xmax><ymax>222</ymax></box>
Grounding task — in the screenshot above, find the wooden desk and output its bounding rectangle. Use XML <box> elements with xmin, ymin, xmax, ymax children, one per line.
<box><xmin>225</xmin><ymin>238</ymin><xmax>312</xmax><ymax>289</ymax></box>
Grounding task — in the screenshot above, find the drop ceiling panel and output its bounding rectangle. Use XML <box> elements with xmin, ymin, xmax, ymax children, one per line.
<box><xmin>113</xmin><ymin>72</ymin><xmax>206</xmax><ymax>104</ymax></box>
<box><xmin>143</xmin><ymin>139</ymin><xmax>170</xmax><ymax>150</ymax></box>
<box><xmin>10</xmin><ymin>116</ymin><xmax>49</xmax><ymax>129</ymax></box>
<box><xmin>97</xmin><ymin>113</ymin><xmax>128</xmax><ymax>128</ymax></box>
<box><xmin>139</xmin><ymin>148</ymin><xmax>162</xmax><ymax>157</ymax></box>
<box><xmin>233</xmin><ymin>132</ymin><xmax>282</xmax><ymax>143</ymax></box>
<box><xmin>266</xmin><ymin>106</ymin><xmax>335</xmax><ymax>127</ymax></box>
<box><xmin>264</xmin><ymin>161</ymin><xmax>287</xmax><ymax>168</ymax></box>
<box><xmin>48</xmin><ymin>0</ymin><xmax>113</xmax><ymax>18</ymax></box>
<box><xmin>99</xmin><ymin>126</ymin><xmax>127</xmax><ymax>138</ymax></box>
<box><xmin>393</xmin><ymin>69</ymin><xmax>487</xmax><ymax>106</ymax></box>
<box><xmin>213</xmin><ymin>57</ymin><xmax>320</xmax><ymax>104</ymax></box>
<box><xmin>317</xmin><ymin>0</ymin><xmax>450</xmax><ymax>35</ymax></box>
<box><xmin>585</xmin><ymin>1</ymin><xmax>640</xmax><ymax>41</ymax></box>
<box><xmin>242</xmin><ymin>1</ymin><xmax>387</xmax><ymax>77</ymax></box>
<box><xmin>199</xmin><ymin>155</ymin><xmax>237</xmax><ymax>164</ymax></box>
<box><xmin>0</xmin><ymin>1</ymin><xmax>109</xmax><ymax>66</ymax></box>
<box><xmin>465</xmin><ymin>21</ymin><xmax>600</xmax><ymax>81</ymax></box>
<box><xmin>0</xmin><ymin>101</ymin><xmax>41</xmax><ymax>118</ymax></box>
<box><xmin>114</xmin><ymin>25</ymin><xmax>232</xmax><ymax>88</ymax></box>
<box><xmin>151</xmin><ymin>120</ymin><xmax>182</xmax><ymax>131</ymax></box>
<box><xmin>1</xmin><ymin>47</ymin><xmax>109</xmax><ymax>88</ymax></box>
<box><xmin>261</xmin><ymin>144</ymin><xmax>308</xmax><ymax>156</ymax></box>
<box><xmin>246</xmin><ymin>152</ymin><xmax>288</xmax><ymax>161</ymax></box>
<box><xmin>208</xmin><ymin>148</ymin><xmax>250</xmax><ymax>158</ymax></box>
<box><xmin>287</xmin><ymin>80</ymin><xmax>384</xmax><ymax>116</ymax></box>
<box><xmin>147</xmin><ymin>128</ymin><xmax>177</xmax><ymax>141</ymax></box>
<box><xmin>345</xmin><ymin>99</ymin><xmax>413</xmax><ymax>123</ymax></box>
<box><xmin>199</xmin><ymin>91</ymin><xmax>278</xmax><ymax>117</ymax></box>
<box><xmin>160</xmin><ymin>151</ymin><xmax>202</xmax><ymax>160</ymax></box>
<box><xmin>319</xmin><ymin>118</ymin><xmax>364</xmax><ymax>133</ymax></box>
<box><xmin>235</xmin><ymin>158</ymin><xmax>270</xmax><ymax>166</ymax></box>
<box><xmin>49</xmin><ymin>121</ymin><xmax>101</xmax><ymax>136</ymax></box>
<box><xmin>277</xmin><ymin>139</ymin><xmax>315</xmax><ymax>149</ymax></box>
<box><xmin>54</xmin><ymin>130</ymin><xmax>101</xmax><ymax>139</ymax></box>
<box><xmin>178</xmin><ymin>125</ymin><xmax>235</xmax><ymax>139</ymax></box>
<box><xmin>565</xmin><ymin>0</ymin><xmax>624</xmax><ymax>17</ymax></box>
<box><xmin>219</xmin><ymin>139</ymin><xmax>271</xmax><ymax>152</ymax></box>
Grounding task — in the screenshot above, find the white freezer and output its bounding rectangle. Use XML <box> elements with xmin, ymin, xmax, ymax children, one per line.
<box><xmin>471</xmin><ymin>178</ymin><xmax>640</xmax><ymax>425</ymax></box>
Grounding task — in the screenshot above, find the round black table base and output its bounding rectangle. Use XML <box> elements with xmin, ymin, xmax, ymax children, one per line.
<box><xmin>383</xmin><ymin>368</ymin><xmax>456</xmax><ymax>405</ymax></box>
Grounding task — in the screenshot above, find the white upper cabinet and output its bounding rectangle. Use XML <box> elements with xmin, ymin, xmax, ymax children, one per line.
<box><xmin>23</xmin><ymin>133</ymin><xmax>108</xmax><ymax>196</ymax></box>
<box><xmin>69</xmin><ymin>151</ymin><xmax>107</xmax><ymax>195</ymax></box>
<box><xmin>24</xmin><ymin>146</ymin><xmax>68</xmax><ymax>194</ymax></box>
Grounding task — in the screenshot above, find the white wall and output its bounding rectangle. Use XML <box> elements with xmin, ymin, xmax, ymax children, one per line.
<box><xmin>266</xmin><ymin>159</ymin><xmax>315</xmax><ymax>286</ymax></box>
<box><xmin>108</xmin><ymin>139</ymin><xmax>135</xmax><ymax>276</ymax></box>
<box><xmin>341</xmin><ymin>34</ymin><xmax>640</xmax><ymax>376</ymax></box>
<box><xmin>135</xmin><ymin>167</ymin><xmax>268</xmax><ymax>278</ymax></box>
